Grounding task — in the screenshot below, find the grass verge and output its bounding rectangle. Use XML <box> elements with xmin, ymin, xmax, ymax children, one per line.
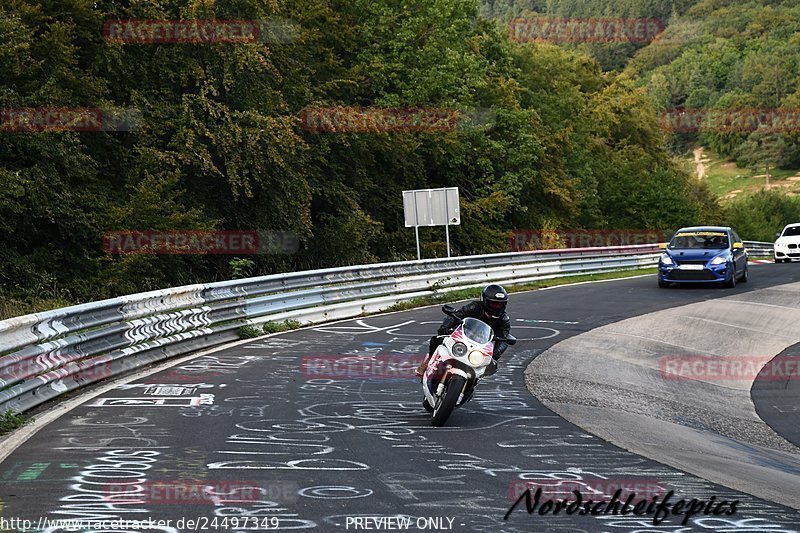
<box><xmin>238</xmin><ymin>320</ymin><xmax>303</xmax><ymax>339</ymax></box>
<box><xmin>0</xmin><ymin>410</ymin><xmax>30</xmax><ymax>435</ymax></box>
<box><xmin>262</xmin><ymin>320</ymin><xmax>302</xmax><ymax>334</ymax></box>
<box><xmin>237</xmin><ymin>325</ymin><xmax>263</xmax><ymax>339</ymax></box>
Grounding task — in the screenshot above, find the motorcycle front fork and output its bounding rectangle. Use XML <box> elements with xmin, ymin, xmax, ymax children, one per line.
<box><xmin>430</xmin><ymin>375</ymin><xmax>476</xmax><ymax>405</ymax></box>
<box><xmin>461</xmin><ymin>383</ymin><xmax>475</xmax><ymax>403</ymax></box>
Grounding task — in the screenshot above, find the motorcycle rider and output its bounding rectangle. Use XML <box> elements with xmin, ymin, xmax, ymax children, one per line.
<box><xmin>415</xmin><ymin>284</ymin><xmax>512</xmax><ymax>378</ymax></box>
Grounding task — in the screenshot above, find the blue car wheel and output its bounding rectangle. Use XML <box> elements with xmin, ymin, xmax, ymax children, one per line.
<box><xmin>724</xmin><ymin>264</ymin><xmax>736</xmax><ymax>288</ymax></box>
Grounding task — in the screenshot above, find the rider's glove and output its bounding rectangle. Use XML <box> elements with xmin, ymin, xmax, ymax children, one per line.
<box><xmin>493</xmin><ymin>342</ymin><xmax>508</xmax><ymax>360</ymax></box>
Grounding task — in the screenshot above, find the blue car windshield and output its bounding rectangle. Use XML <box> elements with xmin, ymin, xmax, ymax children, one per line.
<box><xmin>669</xmin><ymin>232</ymin><xmax>729</xmax><ymax>249</ymax></box>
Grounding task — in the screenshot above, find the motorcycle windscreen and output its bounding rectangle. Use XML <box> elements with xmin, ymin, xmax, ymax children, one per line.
<box><xmin>460</xmin><ymin>317</ymin><xmax>493</xmax><ymax>344</ymax></box>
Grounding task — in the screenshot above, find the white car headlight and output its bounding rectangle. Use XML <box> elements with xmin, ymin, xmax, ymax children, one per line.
<box><xmin>660</xmin><ymin>254</ymin><xmax>673</xmax><ymax>266</ymax></box>
<box><xmin>775</xmin><ymin>242</ymin><xmax>787</xmax><ymax>248</ymax></box>
<box><xmin>710</xmin><ymin>256</ymin><xmax>727</xmax><ymax>265</ymax></box>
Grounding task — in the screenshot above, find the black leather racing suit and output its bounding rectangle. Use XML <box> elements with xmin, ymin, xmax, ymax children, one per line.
<box><xmin>428</xmin><ymin>301</ymin><xmax>512</xmax><ymax>361</ymax></box>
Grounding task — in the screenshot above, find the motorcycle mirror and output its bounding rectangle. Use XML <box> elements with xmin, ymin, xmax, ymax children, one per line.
<box><xmin>496</xmin><ymin>334</ymin><xmax>517</xmax><ymax>345</ymax></box>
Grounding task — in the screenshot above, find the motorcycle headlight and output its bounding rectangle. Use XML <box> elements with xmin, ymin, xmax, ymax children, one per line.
<box><xmin>452</xmin><ymin>342</ymin><xmax>467</xmax><ymax>357</ymax></box>
<box><xmin>660</xmin><ymin>254</ymin><xmax>673</xmax><ymax>266</ymax></box>
<box><xmin>468</xmin><ymin>350</ymin><xmax>485</xmax><ymax>366</ymax></box>
<box><xmin>710</xmin><ymin>256</ymin><xmax>727</xmax><ymax>265</ymax></box>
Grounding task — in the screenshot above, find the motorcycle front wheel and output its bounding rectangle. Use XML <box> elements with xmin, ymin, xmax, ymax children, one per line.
<box><xmin>431</xmin><ymin>376</ymin><xmax>465</xmax><ymax>427</ymax></box>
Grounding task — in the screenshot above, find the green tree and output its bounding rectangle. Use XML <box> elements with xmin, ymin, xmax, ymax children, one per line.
<box><xmin>724</xmin><ymin>190</ymin><xmax>800</xmax><ymax>242</ymax></box>
<box><xmin>735</xmin><ymin>129</ymin><xmax>791</xmax><ymax>189</ymax></box>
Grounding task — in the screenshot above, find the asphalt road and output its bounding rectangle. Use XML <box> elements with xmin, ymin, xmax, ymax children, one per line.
<box><xmin>526</xmin><ymin>278</ymin><xmax>800</xmax><ymax>508</ymax></box>
<box><xmin>753</xmin><ymin>340</ymin><xmax>800</xmax><ymax>449</ymax></box>
<box><xmin>1</xmin><ymin>265</ymin><xmax>799</xmax><ymax>532</ymax></box>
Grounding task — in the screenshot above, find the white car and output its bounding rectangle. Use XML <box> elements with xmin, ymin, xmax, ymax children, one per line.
<box><xmin>774</xmin><ymin>223</ymin><xmax>800</xmax><ymax>262</ymax></box>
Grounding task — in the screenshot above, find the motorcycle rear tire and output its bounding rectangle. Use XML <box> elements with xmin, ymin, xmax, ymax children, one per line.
<box><xmin>431</xmin><ymin>376</ymin><xmax>465</xmax><ymax>427</ymax></box>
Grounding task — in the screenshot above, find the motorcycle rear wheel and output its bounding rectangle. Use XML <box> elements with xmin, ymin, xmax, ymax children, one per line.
<box><xmin>431</xmin><ymin>376</ymin><xmax>465</xmax><ymax>427</ymax></box>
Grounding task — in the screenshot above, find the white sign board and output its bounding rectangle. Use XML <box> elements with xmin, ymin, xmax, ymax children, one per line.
<box><xmin>402</xmin><ymin>188</ymin><xmax>460</xmax><ymax>227</ymax></box>
<box><xmin>402</xmin><ymin>187</ymin><xmax>460</xmax><ymax>259</ymax></box>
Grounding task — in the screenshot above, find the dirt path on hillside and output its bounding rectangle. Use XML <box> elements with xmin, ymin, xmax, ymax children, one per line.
<box><xmin>694</xmin><ymin>147</ymin><xmax>707</xmax><ymax>179</ymax></box>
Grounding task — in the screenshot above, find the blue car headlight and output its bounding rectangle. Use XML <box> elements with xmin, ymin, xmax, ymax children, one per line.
<box><xmin>710</xmin><ymin>256</ymin><xmax>727</xmax><ymax>266</ymax></box>
<box><xmin>660</xmin><ymin>254</ymin><xmax>674</xmax><ymax>266</ymax></box>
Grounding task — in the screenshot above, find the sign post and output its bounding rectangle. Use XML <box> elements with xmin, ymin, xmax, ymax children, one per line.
<box><xmin>444</xmin><ymin>191</ymin><xmax>451</xmax><ymax>257</ymax></box>
<box><xmin>402</xmin><ymin>187</ymin><xmax>461</xmax><ymax>260</ymax></box>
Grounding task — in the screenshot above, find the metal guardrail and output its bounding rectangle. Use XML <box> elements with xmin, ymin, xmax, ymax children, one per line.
<box><xmin>0</xmin><ymin>243</ymin><xmax>669</xmax><ymax>415</ymax></box>
<box><xmin>744</xmin><ymin>241</ymin><xmax>774</xmax><ymax>256</ymax></box>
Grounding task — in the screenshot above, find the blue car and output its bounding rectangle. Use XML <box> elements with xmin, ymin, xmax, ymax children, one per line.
<box><xmin>658</xmin><ymin>226</ymin><xmax>748</xmax><ymax>288</ymax></box>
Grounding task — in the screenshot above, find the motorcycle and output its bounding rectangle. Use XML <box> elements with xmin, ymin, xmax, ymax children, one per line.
<box><xmin>421</xmin><ymin>304</ymin><xmax>517</xmax><ymax>426</ymax></box>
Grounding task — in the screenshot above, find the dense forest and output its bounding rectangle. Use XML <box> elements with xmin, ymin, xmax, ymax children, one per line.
<box><xmin>482</xmin><ymin>0</ymin><xmax>699</xmax><ymax>70</ymax></box>
<box><xmin>482</xmin><ymin>0</ymin><xmax>800</xmax><ymax>232</ymax></box>
<box><xmin>2</xmin><ymin>0</ymin><xmax>796</xmax><ymax>314</ymax></box>
<box><xmin>483</xmin><ymin>0</ymin><xmax>800</xmax><ymax>168</ymax></box>
<box><xmin>629</xmin><ymin>0</ymin><xmax>800</xmax><ymax>164</ymax></box>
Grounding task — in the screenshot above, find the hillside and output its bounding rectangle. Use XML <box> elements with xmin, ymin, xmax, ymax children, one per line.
<box><xmin>630</xmin><ymin>0</ymin><xmax>800</xmax><ymax>237</ymax></box>
<box><xmin>681</xmin><ymin>148</ymin><xmax>800</xmax><ymax>200</ymax></box>
<box><xmin>481</xmin><ymin>0</ymin><xmax>800</xmax><ymax>169</ymax></box>
<box><xmin>481</xmin><ymin>0</ymin><xmax>700</xmax><ymax>70</ymax></box>
<box><xmin>0</xmin><ymin>0</ymin><xmax>725</xmax><ymax>313</ymax></box>
<box><xmin>481</xmin><ymin>0</ymin><xmax>800</xmax><ymax>240</ymax></box>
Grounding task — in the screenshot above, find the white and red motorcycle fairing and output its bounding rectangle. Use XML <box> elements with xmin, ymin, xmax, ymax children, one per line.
<box><xmin>421</xmin><ymin>314</ymin><xmax>501</xmax><ymax>427</ymax></box>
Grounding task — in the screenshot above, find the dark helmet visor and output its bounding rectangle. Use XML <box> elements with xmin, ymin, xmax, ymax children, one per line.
<box><xmin>485</xmin><ymin>299</ymin><xmax>506</xmax><ymax>313</ymax></box>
